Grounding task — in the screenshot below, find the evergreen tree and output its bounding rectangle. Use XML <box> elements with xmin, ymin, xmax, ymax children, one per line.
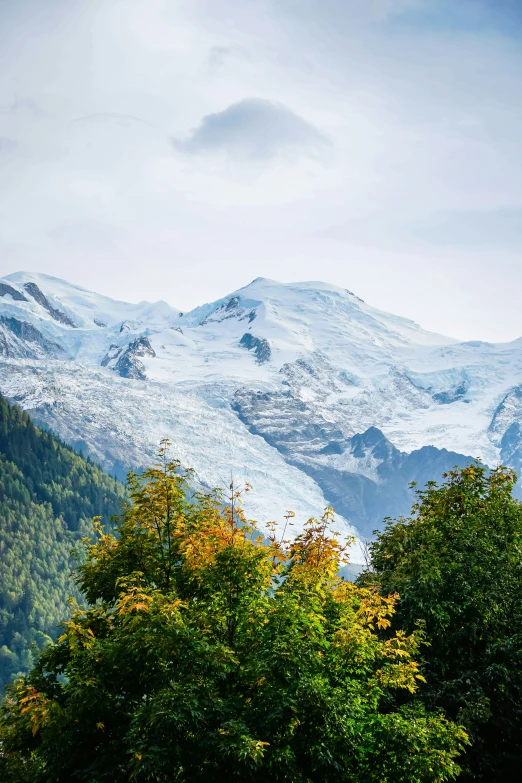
<box><xmin>0</xmin><ymin>394</ymin><xmax>124</xmax><ymax>690</ymax></box>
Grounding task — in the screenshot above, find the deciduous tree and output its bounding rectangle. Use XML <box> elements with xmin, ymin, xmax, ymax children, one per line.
<box><xmin>366</xmin><ymin>465</ymin><xmax>522</xmax><ymax>782</ymax></box>
<box><xmin>0</xmin><ymin>444</ymin><xmax>467</xmax><ymax>782</ymax></box>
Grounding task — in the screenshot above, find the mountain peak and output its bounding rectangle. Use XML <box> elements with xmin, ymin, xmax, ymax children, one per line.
<box><xmin>3</xmin><ymin>269</ymin><xmax>522</xmax><ymax>558</ymax></box>
<box><xmin>237</xmin><ymin>277</ymin><xmax>362</xmax><ymax>299</ymax></box>
<box><xmin>0</xmin><ymin>271</ymin><xmax>180</xmax><ymax>348</ymax></box>
<box><xmin>5</xmin><ymin>270</ymin><xmax>90</xmax><ymax>293</ymax></box>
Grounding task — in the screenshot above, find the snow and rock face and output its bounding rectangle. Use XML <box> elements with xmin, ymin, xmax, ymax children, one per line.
<box><xmin>23</xmin><ymin>282</ymin><xmax>78</xmax><ymax>328</ymax></box>
<box><xmin>0</xmin><ymin>283</ymin><xmax>27</xmax><ymax>302</ymax></box>
<box><xmin>2</xmin><ymin>271</ymin><xmax>522</xmax><ymax>557</ymax></box>
<box><xmin>102</xmin><ymin>336</ymin><xmax>156</xmax><ymax>380</ymax></box>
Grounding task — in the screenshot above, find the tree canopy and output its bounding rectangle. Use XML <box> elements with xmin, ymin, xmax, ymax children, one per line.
<box><xmin>0</xmin><ymin>444</ymin><xmax>467</xmax><ymax>782</ymax></box>
<box><xmin>0</xmin><ymin>394</ymin><xmax>125</xmax><ymax>691</ymax></box>
<box><xmin>366</xmin><ymin>464</ymin><xmax>522</xmax><ymax>782</ymax></box>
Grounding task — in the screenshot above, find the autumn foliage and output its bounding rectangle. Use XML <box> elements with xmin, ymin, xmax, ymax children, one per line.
<box><xmin>0</xmin><ymin>443</ymin><xmax>467</xmax><ymax>782</ymax></box>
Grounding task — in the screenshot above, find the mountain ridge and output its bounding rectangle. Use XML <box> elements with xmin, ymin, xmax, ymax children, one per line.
<box><xmin>2</xmin><ymin>270</ymin><xmax>522</xmax><ymax>553</ymax></box>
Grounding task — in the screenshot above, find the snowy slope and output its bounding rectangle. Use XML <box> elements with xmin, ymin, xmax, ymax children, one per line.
<box><xmin>3</xmin><ymin>271</ymin><xmax>522</xmax><ymax>554</ymax></box>
<box><xmin>1</xmin><ymin>271</ymin><xmax>180</xmax><ymax>362</ymax></box>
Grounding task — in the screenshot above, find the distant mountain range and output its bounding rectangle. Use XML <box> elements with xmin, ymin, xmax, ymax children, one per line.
<box><xmin>2</xmin><ymin>271</ymin><xmax>522</xmax><ymax>559</ymax></box>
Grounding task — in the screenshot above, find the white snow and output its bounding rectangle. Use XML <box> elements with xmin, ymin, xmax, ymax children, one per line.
<box><xmin>3</xmin><ymin>270</ymin><xmax>522</xmax><ymax>562</ymax></box>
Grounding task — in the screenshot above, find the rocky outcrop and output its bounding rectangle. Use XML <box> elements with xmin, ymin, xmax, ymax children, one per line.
<box><xmin>239</xmin><ymin>333</ymin><xmax>271</xmax><ymax>364</ymax></box>
<box><xmin>101</xmin><ymin>344</ymin><xmax>121</xmax><ymax>367</ymax></box>
<box><xmin>102</xmin><ymin>336</ymin><xmax>156</xmax><ymax>380</ymax></box>
<box><xmin>433</xmin><ymin>381</ymin><xmax>469</xmax><ymax>404</ymax></box>
<box><xmin>0</xmin><ymin>283</ymin><xmax>27</xmax><ymax>301</ymax></box>
<box><xmin>233</xmin><ymin>387</ymin><xmax>346</xmax><ymax>456</ymax></box>
<box><xmin>489</xmin><ymin>385</ymin><xmax>522</xmax><ymax>477</ymax></box>
<box><xmin>199</xmin><ymin>297</ymin><xmax>258</xmax><ymax>326</ymax></box>
<box><xmin>0</xmin><ymin>316</ymin><xmax>63</xmax><ymax>358</ymax></box>
<box><xmin>24</xmin><ymin>282</ymin><xmax>77</xmax><ymax>328</ymax></box>
<box><xmin>233</xmin><ymin>383</ymin><xmax>473</xmax><ymax>536</ymax></box>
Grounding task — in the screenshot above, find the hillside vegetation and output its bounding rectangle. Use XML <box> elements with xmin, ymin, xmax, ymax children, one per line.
<box><xmin>1</xmin><ymin>411</ymin><xmax>522</xmax><ymax>780</ymax></box>
<box><xmin>0</xmin><ymin>447</ymin><xmax>467</xmax><ymax>782</ymax></box>
<box><xmin>364</xmin><ymin>465</ymin><xmax>522</xmax><ymax>781</ymax></box>
<box><xmin>0</xmin><ymin>394</ymin><xmax>124</xmax><ymax>690</ymax></box>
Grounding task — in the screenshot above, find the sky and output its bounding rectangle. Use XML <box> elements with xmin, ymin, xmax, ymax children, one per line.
<box><xmin>0</xmin><ymin>0</ymin><xmax>521</xmax><ymax>341</ymax></box>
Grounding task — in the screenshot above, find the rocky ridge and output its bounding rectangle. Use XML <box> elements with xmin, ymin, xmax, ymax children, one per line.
<box><xmin>2</xmin><ymin>271</ymin><xmax>522</xmax><ymax>556</ymax></box>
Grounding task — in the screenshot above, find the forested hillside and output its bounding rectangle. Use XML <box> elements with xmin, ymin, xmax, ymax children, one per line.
<box><xmin>0</xmin><ymin>395</ymin><xmax>124</xmax><ymax>690</ymax></box>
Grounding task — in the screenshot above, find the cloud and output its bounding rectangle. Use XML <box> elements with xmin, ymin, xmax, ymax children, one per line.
<box><xmin>69</xmin><ymin>113</ymin><xmax>164</xmax><ymax>131</ymax></box>
<box><xmin>0</xmin><ymin>137</ymin><xmax>16</xmax><ymax>153</ymax></box>
<box><xmin>268</xmin><ymin>0</ymin><xmax>522</xmax><ymax>31</ymax></box>
<box><xmin>207</xmin><ymin>44</ymin><xmax>249</xmax><ymax>72</ymax></box>
<box><xmin>0</xmin><ymin>98</ymin><xmax>44</xmax><ymax>117</ymax></box>
<box><xmin>1</xmin><ymin>0</ymin><xmax>522</xmax><ymax>341</ymax></box>
<box><xmin>321</xmin><ymin>207</ymin><xmax>522</xmax><ymax>252</ymax></box>
<box><xmin>171</xmin><ymin>98</ymin><xmax>330</xmax><ymax>160</ymax></box>
<box><xmin>411</xmin><ymin>207</ymin><xmax>522</xmax><ymax>248</ymax></box>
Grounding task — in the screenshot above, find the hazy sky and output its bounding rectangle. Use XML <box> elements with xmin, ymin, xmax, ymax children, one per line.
<box><xmin>1</xmin><ymin>0</ymin><xmax>521</xmax><ymax>341</ymax></box>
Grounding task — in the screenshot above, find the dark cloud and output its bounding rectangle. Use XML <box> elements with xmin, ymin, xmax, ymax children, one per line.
<box><xmin>171</xmin><ymin>98</ymin><xmax>329</xmax><ymax>160</ymax></box>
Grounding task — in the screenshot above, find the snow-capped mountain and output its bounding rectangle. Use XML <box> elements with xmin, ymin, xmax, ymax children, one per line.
<box><xmin>2</xmin><ymin>271</ymin><xmax>522</xmax><ymax>560</ymax></box>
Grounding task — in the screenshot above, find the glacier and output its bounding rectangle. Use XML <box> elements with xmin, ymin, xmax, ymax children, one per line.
<box><xmin>2</xmin><ymin>271</ymin><xmax>522</xmax><ymax>562</ymax></box>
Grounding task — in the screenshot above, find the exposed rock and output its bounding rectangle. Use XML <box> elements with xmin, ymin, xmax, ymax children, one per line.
<box><xmin>0</xmin><ymin>316</ymin><xmax>63</xmax><ymax>358</ymax></box>
<box><xmin>433</xmin><ymin>381</ymin><xmax>469</xmax><ymax>404</ymax></box>
<box><xmin>24</xmin><ymin>282</ymin><xmax>77</xmax><ymax>328</ymax></box>
<box><xmin>490</xmin><ymin>385</ymin><xmax>522</xmax><ymax>477</ymax></box>
<box><xmin>200</xmin><ymin>297</ymin><xmax>258</xmax><ymax>326</ymax></box>
<box><xmin>0</xmin><ymin>283</ymin><xmax>27</xmax><ymax>301</ymax></box>
<box><xmin>129</xmin><ymin>336</ymin><xmax>155</xmax><ymax>358</ymax></box>
<box><xmin>345</xmin><ymin>288</ymin><xmax>364</xmax><ymax>303</ymax></box>
<box><xmin>112</xmin><ymin>336</ymin><xmax>156</xmax><ymax>380</ymax></box>
<box><xmin>101</xmin><ymin>344</ymin><xmax>122</xmax><ymax>367</ymax></box>
<box><xmin>233</xmin><ymin>384</ymin><xmax>473</xmax><ymax>536</ymax></box>
<box><xmin>226</xmin><ymin>296</ymin><xmax>240</xmax><ymax>311</ymax></box>
<box><xmin>232</xmin><ymin>387</ymin><xmax>345</xmax><ymax>456</ymax></box>
<box><xmin>115</xmin><ymin>354</ymin><xmax>146</xmax><ymax>380</ymax></box>
<box><xmin>0</xmin><ymin>328</ymin><xmax>23</xmax><ymax>358</ymax></box>
<box><xmin>239</xmin><ymin>333</ymin><xmax>271</xmax><ymax>364</ymax></box>
<box><xmin>489</xmin><ymin>385</ymin><xmax>522</xmax><ymax>444</ymax></box>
